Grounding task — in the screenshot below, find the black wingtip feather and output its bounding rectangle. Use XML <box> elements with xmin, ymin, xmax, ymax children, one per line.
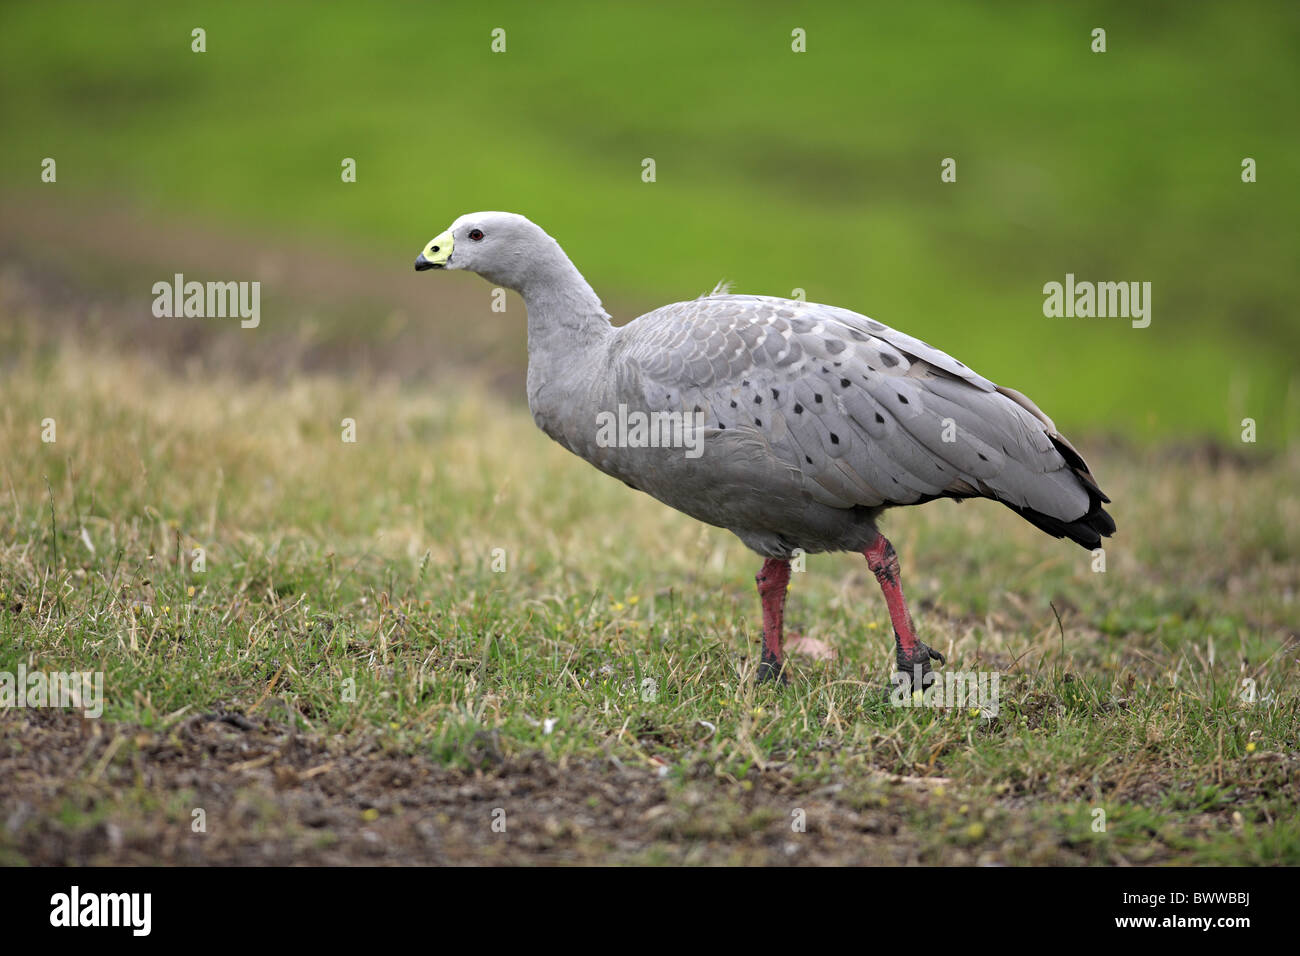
<box><xmin>1003</xmin><ymin>499</ymin><xmax>1116</xmax><ymax>550</ymax></box>
<box><xmin>999</xmin><ymin>436</ymin><xmax>1117</xmax><ymax>549</ymax></box>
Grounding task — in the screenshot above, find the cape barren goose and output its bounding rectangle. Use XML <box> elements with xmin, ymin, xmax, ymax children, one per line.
<box><xmin>415</xmin><ymin>212</ymin><xmax>1115</xmax><ymax>688</ymax></box>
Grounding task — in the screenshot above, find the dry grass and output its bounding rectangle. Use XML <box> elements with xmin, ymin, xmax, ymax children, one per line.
<box><xmin>2</xmin><ymin>317</ymin><xmax>1298</xmax><ymax>864</ymax></box>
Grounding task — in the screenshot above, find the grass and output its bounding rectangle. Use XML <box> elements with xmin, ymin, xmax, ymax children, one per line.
<box><xmin>2</xmin><ymin>313</ymin><xmax>1297</xmax><ymax>864</ymax></box>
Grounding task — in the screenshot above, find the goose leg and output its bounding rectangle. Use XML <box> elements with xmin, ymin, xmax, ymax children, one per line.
<box><xmin>755</xmin><ymin>557</ymin><xmax>792</xmax><ymax>684</ymax></box>
<box><xmin>863</xmin><ymin>534</ymin><xmax>944</xmax><ymax>691</ymax></box>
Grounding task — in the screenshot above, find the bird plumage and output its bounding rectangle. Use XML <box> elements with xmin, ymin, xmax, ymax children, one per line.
<box><xmin>609</xmin><ymin>292</ymin><xmax>1113</xmax><ymax>551</ymax></box>
<box><xmin>416</xmin><ymin>211</ymin><xmax>1115</xmax><ymax>685</ymax></box>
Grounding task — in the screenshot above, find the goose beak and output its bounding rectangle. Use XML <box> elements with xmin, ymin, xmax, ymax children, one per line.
<box><xmin>414</xmin><ymin>231</ymin><xmax>454</xmax><ymax>271</ymax></box>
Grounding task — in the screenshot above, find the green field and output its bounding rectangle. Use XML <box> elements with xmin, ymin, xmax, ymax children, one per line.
<box><xmin>1</xmin><ymin>1</ymin><xmax>1298</xmax><ymax>865</ymax></box>
<box><xmin>2</xmin><ymin>0</ymin><xmax>1298</xmax><ymax>441</ymax></box>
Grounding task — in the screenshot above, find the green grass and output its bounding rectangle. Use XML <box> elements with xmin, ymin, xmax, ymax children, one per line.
<box><xmin>2</xmin><ymin>0</ymin><xmax>1299</xmax><ymax>442</ymax></box>
<box><xmin>2</xmin><ymin>333</ymin><xmax>1297</xmax><ymax>863</ymax></box>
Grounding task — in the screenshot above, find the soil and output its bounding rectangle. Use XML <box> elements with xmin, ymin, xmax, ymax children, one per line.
<box><xmin>0</xmin><ymin>709</ymin><xmax>963</xmax><ymax>866</ymax></box>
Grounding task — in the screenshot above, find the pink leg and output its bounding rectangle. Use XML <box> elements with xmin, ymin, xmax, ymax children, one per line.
<box><xmin>863</xmin><ymin>533</ymin><xmax>944</xmax><ymax>688</ymax></box>
<box><xmin>755</xmin><ymin>557</ymin><xmax>792</xmax><ymax>684</ymax></box>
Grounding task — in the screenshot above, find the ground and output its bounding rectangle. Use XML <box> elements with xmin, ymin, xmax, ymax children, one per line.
<box><xmin>1</xmin><ymin>250</ymin><xmax>1297</xmax><ymax>865</ymax></box>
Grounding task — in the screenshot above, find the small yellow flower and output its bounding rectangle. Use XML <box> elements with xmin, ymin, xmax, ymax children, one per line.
<box><xmin>187</xmin><ymin>585</ymin><xmax>196</xmax><ymax>597</ymax></box>
<box><xmin>965</xmin><ymin>822</ymin><xmax>985</xmax><ymax>840</ymax></box>
<box><xmin>868</xmin><ymin>621</ymin><xmax>879</xmax><ymax>630</ymax></box>
<box><xmin>628</xmin><ymin>596</ymin><xmax>639</xmax><ymax>605</ymax></box>
<box><xmin>611</xmin><ymin>601</ymin><xmax>625</xmax><ymax>612</ymax></box>
<box><xmin>161</xmin><ymin>605</ymin><xmax>170</xmax><ymax>615</ymax></box>
<box><xmin>362</xmin><ymin>808</ymin><xmax>380</xmax><ymax>822</ymax></box>
<box><xmin>1246</xmin><ymin>742</ymin><xmax>1256</xmax><ymax>753</ymax></box>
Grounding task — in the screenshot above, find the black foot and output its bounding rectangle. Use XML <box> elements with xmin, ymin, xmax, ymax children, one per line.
<box><xmin>894</xmin><ymin>640</ymin><xmax>945</xmax><ymax>693</ymax></box>
<box><xmin>757</xmin><ymin>655</ymin><xmax>788</xmax><ymax>686</ymax></box>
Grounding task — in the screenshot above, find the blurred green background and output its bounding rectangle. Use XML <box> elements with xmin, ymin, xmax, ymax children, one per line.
<box><xmin>2</xmin><ymin>0</ymin><xmax>1297</xmax><ymax>443</ymax></box>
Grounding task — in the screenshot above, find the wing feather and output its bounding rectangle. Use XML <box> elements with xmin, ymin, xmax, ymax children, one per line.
<box><xmin>619</xmin><ymin>294</ymin><xmax>1104</xmax><ymax>526</ymax></box>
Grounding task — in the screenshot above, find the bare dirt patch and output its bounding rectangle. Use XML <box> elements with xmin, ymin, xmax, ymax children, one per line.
<box><xmin>2</xmin><ymin>710</ymin><xmax>971</xmax><ymax>866</ymax></box>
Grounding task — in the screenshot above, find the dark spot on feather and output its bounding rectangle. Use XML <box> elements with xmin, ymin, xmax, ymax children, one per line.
<box><xmin>897</xmin><ymin>394</ymin><xmax>909</xmax><ymax>404</ymax></box>
<box><xmin>754</xmin><ymin>395</ymin><xmax>762</xmax><ymax>404</ymax></box>
<box><xmin>814</xmin><ymin>394</ymin><xmax>823</xmax><ymax>403</ymax></box>
<box><xmin>840</xmin><ymin>378</ymin><xmax>850</xmax><ymax>388</ymax></box>
<box><xmin>977</xmin><ymin>452</ymin><xmax>988</xmax><ymax>461</ymax></box>
<box><xmin>730</xmin><ymin>400</ymin><xmax>737</xmax><ymax>408</ymax></box>
<box><xmin>826</xmin><ymin>339</ymin><xmax>846</xmax><ymax>354</ymax></box>
<box><xmin>772</xmin><ymin>388</ymin><xmax>780</xmax><ymax>399</ymax></box>
<box><xmin>742</xmin><ymin>379</ymin><xmax>750</xmax><ymax>387</ymax></box>
<box><xmin>755</xmin><ymin>418</ymin><xmax>762</xmax><ymax>426</ymax></box>
<box><xmin>867</xmin><ymin>365</ymin><xmax>876</xmax><ymax>372</ymax></box>
<box><xmin>821</xmin><ymin>366</ymin><xmax>830</xmax><ymax>374</ymax></box>
<box><xmin>867</xmin><ymin>320</ymin><xmax>886</xmax><ymax>331</ymax></box>
<box><xmin>849</xmin><ymin>329</ymin><xmax>868</xmax><ymax>341</ymax></box>
<box><xmin>805</xmin><ymin>456</ymin><xmax>813</xmax><ymax>464</ymax></box>
<box><xmin>833</xmin><ymin>361</ymin><xmax>842</xmax><ymax>367</ymax></box>
<box><xmin>830</xmin><ymin>432</ymin><xmax>840</xmax><ymax>444</ymax></box>
<box><xmin>880</xmin><ymin>353</ymin><xmax>899</xmax><ymax>368</ymax></box>
<box><xmin>874</xmin><ymin>413</ymin><xmax>885</xmax><ymax>424</ymax></box>
<box><xmin>693</xmin><ymin>405</ymin><xmax>701</xmax><ymax>413</ymax></box>
<box><xmin>793</xmin><ymin>403</ymin><xmax>804</xmax><ymax>414</ymax></box>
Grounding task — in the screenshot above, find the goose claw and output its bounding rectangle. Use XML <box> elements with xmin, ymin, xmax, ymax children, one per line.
<box><xmin>894</xmin><ymin>641</ymin><xmax>945</xmax><ymax>692</ymax></box>
<box><xmin>756</xmin><ymin>657</ymin><xmax>789</xmax><ymax>686</ymax></box>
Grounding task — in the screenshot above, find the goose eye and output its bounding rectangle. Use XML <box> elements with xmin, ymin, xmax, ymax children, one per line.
<box><xmin>468</xmin><ymin>229</ymin><xmax>484</xmax><ymax>241</ymax></box>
